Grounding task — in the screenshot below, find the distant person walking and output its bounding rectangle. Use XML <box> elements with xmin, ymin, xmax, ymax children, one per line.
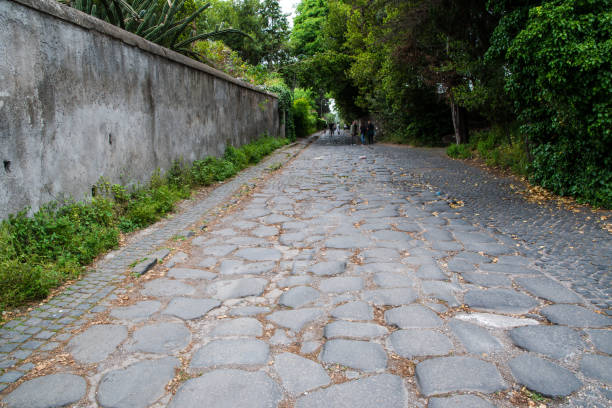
<box><xmin>367</xmin><ymin>121</ymin><xmax>375</xmax><ymax>145</ymax></box>
<box><xmin>350</xmin><ymin>120</ymin><xmax>358</xmax><ymax>144</ymax></box>
<box><xmin>360</xmin><ymin>121</ymin><xmax>366</xmax><ymax>144</ymax></box>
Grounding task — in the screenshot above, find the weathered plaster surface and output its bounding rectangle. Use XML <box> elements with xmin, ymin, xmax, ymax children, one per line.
<box><xmin>0</xmin><ymin>0</ymin><xmax>280</xmax><ymax>218</ymax></box>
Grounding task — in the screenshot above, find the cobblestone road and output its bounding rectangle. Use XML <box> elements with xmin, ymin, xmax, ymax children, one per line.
<box><xmin>1</xmin><ymin>133</ymin><xmax>610</xmax><ymax>407</ymax></box>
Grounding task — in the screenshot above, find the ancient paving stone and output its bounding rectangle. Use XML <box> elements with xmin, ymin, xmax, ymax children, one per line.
<box><xmin>446</xmin><ymin>259</ymin><xmax>475</xmax><ymax>273</ymax></box>
<box><xmin>586</xmin><ymin>330</ymin><xmax>612</xmax><ymax>354</ymax></box>
<box><xmin>309</xmin><ymin>261</ymin><xmax>347</xmax><ymax>276</ymax></box>
<box><xmin>388</xmin><ymin>329</ymin><xmax>452</xmax><ymax>358</ymax></box>
<box><xmin>279</xmin><ymin>286</ymin><xmax>320</xmax><ymax>308</ymax></box>
<box><xmin>357</xmin><ymin>262</ymin><xmax>413</xmax><ymax>275</ymax></box>
<box><xmin>132</xmin><ymin>322</ymin><xmax>191</xmax><ymax>353</ymax></box>
<box><xmin>416</xmin><ymin>356</ymin><xmax>507</xmax><ymax>396</ymax></box>
<box><xmin>167</xmin><ymin>268</ymin><xmax>216</xmax><ymax>280</ymax></box>
<box><xmin>270</xmin><ymin>330</ymin><xmax>293</xmax><ymax>345</ymax></box>
<box><xmin>163</xmin><ymin>298</ymin><xmax>221</xmax><ymax>320</ymax></box>
<box><xmin>324</xmin><ymin>321</ymin><xmax>388</xmax><ymax>339</ymax></box>
<box><xmin>448</xmin><ymin>320</ymin><xmax>503</xmax><ymax>354</ymax></box>
<box><xmin>320</xmin><ymin>339</ymin><xmax>387</xmax><ymax>371</ymax></box>
<box><xmin>509</xmin><ymin>325</ymin><xmax>584</xmax><ymax>359</ymax></box>
<box><xmin>252</xmin><ymin>225</ymin><xmax>278</xmax><ymax>237</ymax></box>
<box><xmin>3</xmin><ymin>373</ymin><xmax>86</xmax><ymax>408</ymax></box>
<box><xmin>324</xmin><ymin>235</ymin><xmax>370</xmax><ymax>249</ymax></box>
<box><xmin>319</xmin><ymin>277</ymin><xmax>364</xmax><ymax>293</ymax></box>
<box><xmin>331</xmin><ymin>301</ymin><xmax>373</xmax><ymax>321</ymax></box>
<box><xmin>132</xmin><ymin>258</ymin><xmax>157</xmax><ymax>276</ymax></box>
<box><xmin>373</xmin><ymin>272</ymin><xmax>417</xmax><ymax>288</ymax></box>
<box><xmin>509</xmin><ymin>354</ymin><xmax>581</xmax><ymax>397</ymax></box>
<box><xmin>540</xmin><ymin>305</ymin><xmax>612</xmax><ymax>328</ymax></box>
<box><xmin>0</xmin><ymin>371</ymin><xmax>23</xmax><ymax>383</ymax></box>
<box><xmin>141</xmin><ymin>279</ymin><xmax>196</xmax><ymax>297</ymax></box>
<box><xmin>211</xmin><ymin>318</ymin><xmax>263</xmax><ymax>337</ymax></box>
<box><xmin>219</xmin><ymin>260</ymin><xmax>275</xmax><ymax>275</ymax></box>
<box><xmin>362</xmin><ymin>288</ymin><xmax>418</xmax><ymax>306</ymax></box>
<box><xmin>199</xmin><ymin>245</ymin><xmax>238</xmax><ymax>257</ymax></box>
<box><xmin>274</xmin><ymin>352</ymin><xmax>331</xmax><ymax>394</ymax></box>
<box><xmin>515</xmin><ymin>276</ymin><xmax>583</xmax><ymax>304</ymax></box>
<box><xmin>280</xmin><ymin>231</ymin><xmax>308</xmax><ymax>246</ymax></box>
<box><xmin>97</xmin><ymin>357</ymin><xmax>179</xmax><ymax>408</ymax></box>
<box><xmin>478</xmin><ymin>263</ymin><xmax>537</xmax><ymax>276</ymax></box>
<box><xmin>464</xmin><ymin>288</ymin><xmax>539</xmax><ymax>314</ymax></box>
<box><xmin>207</xmin><ymin>278</ymin><xmax>268</xmax><ymax>300</ymax></box>
<box><xmin>68</xmin><ymin>324</ymin><xmax>127</xmax><ymax>363</ymax></box>
<box><xmin>385</xmin><ymin>305</ymin><xmax>442</xmax><ymax>328</ymax></box>
<box><xmin>581</xmin><ymin>354</ymin><xmax>612</xmax><ymax>383</ymax></box>
<box><xmin>190</xmin><ymin>339</ymin><xmax>269</xmax><ymax>367</ymax></box>
<box><xmin>454</xmin><ymin>313</ymin><xmax>539</xmax><ymax>329</ymax></box>
<box><xmin>428</xmin><ymin>395</ymin><xmax>495</xmax><ymax>408</ymax></box>
<box><xmin>235</xmin><ymin>248</ymin><xmax>281</xmax><ymax>261</ymax></box>
<box><xmin>229</xmin><ymin>306</ymin><xmax>271</xmax><ymax>316</ymax></box>
<box><xmin>421</xmin><ymin>281</ymin><xmax>461</xmax><ymax>307</ymax></box>
<box><xmin>266</xmin><ymin>308</ymin><xmax>325</xmax><ymax>331</ymax></box>
<box><xmin>415</xmin><ymin>264</ymin><xmax>448</xmax><ymax>280</ymax></box>
<box><xmin>166</xmin><ymin>251</ymin><xmax>188</xmax><ymax>268</ymax></box>
<box><xmin>278</xmin><ymin>276</ymin><xmax>313</xmax><ymax>288</ymax></box>
<box><xmin>461</xmin><ymin>272</ymin><xmax>512</xmax><ymax>288</ymax></box>
<box><xmin>363</xmin><ymin>247</ymin><xmax>401</xmax><ymax>261</ymax></box>
<box><xmin>197</xmin><ymin>257</ymin><xmax>217</xmax><ymax>268</ymax></box>
<box><xmin>295</xmin><ymin>374</ymin><xmax>406</xmax><ymax>408</ymax></box>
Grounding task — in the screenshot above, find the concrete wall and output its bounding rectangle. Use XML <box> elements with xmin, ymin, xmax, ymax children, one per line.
<box><xmin>0</xmin><ymin>0</ymin><xmax>280</xmax><ymax>219</ymax></box>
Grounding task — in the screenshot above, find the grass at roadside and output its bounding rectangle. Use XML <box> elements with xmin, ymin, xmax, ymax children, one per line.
<box><xmin>0</xmin><ymin>136</ymin><xmax>289</xmax><ymax>313</ymax></box>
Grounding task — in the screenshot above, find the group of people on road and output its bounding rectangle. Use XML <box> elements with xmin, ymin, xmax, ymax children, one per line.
<box><xmin>349</xmin><ymin>120</ymin><xmax>376</xmax><ymax>145</ymax></box>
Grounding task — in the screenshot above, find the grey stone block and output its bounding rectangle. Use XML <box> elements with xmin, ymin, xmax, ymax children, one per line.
<box><xmin>133</xmin><ymin>322</ymin><xmax>191</xmax><ymax>353</ymax></box>
<box><xmin>279</xmin><ymin>286</ymin><xmax>320</xmax><ymax>308</ymax></box>
<box><xmin>169</xmin><ymin>369</ymin><xmax>281</xmax><ymax>408</ymax></box>
<box><xmin>509</xmin><ymin>354</ymin><xmax>581</xmax><ymax>397</ymax></box>
<box><xmin>141</xmin><ymin>279</ymin><xmax>196</xmax><ymax>297</ymax></box>
<box><xmin>200</xmin><ymin>245</ymin><xmax>238</xmax><ymax>257</ymax></box>
<box><xmin>454</xmin><ymin>312</ymin><xmax>539</xmax><ymax>329</ymax></box>
<box><xmin>3</xmin><ymin>373</ymin><xmax>86</xmax><ymax>408</ymax></box>
<box><xmin>509</xmin><ymin>325</ymin><xmax>584</xmax><ymax>359</ymax></box>
<box><xmin>219</xmin><ymin>260</ymin><xmax>275</xmax><ymax>276</ymax></box>
<box><xmin>319</xmin><ymin>277</ymin><xmax>364</xmax><ymax>293</ymax></box>
<box><xmin>325</xmin><ymin>236</ymin><xmax>370</xmax><ymax>249</ymax></box>
<box><xmin>274</xmin><ymin>352</ymin><xmax>330</xmax><ymax>394</ymax></box>
<box><xmin>331</xmin><ymin>301</ymin><xmax>373</xmax><ymax>321</ymax></box>
<box><xmin>428</xmin><ymin>395</ymin><xmax>495</xmax><ymax>408</ymax></box>
<box><xmin>110</xmin><ymin>300</ymin><xmax>162</xmax><ymax>321</ymax></box>
<box><xmin>207</xmin><ymin>277</ymin><xmax>268</xmax><ymax>300</ymax></box>
<box><xmin>586</xmin><ymin>329</ymin><xmax>612</xmax><ymax>354</ymax></box>
<box><xmin>211</xmin><ymin>318</ymin><xmax>263</xmax><ymax>337</ymax></box>
<box><xmin>362</xmin><ymin>288</ymin><xmax>418</xmax><ymax>306</ymax></box>
<box><xmin>415</xmin><ymin>264</ymin><xmax>448</xmax><ymax>280</ymax></box>
<box><xmin>163</xmin><ymin>298</ymin><xmax>221</xmax><ymax>320</ymax></box>
<box><xmin>320</xmin><ymin>339</ymin><xmax>387</xmax><ymax>371</ymax></box>
<box><xmin>372</xmin><ymin>272</ymin><xmax>417</xmax><ymax>288</ymax></box>
<box><xmin>68</xmin><ymin>324</ymin><xmax>127</xmax><ymax>363</ymax></box>
<box><xmin>97</xmin><ymin>357</ymin><xmax>179</xmax><ymax>408</ymax></box>
<box><xmin>300</xmin><ymin>341</ymin><xmax>320</xmax><ymax>354</ymax></box>
<box><xmin>190</xmin><ymin>339</ymin><xmax>269</xmax><ymax>368</ymax></box>
<box><xmin>132</xmin><ymin>258</ymin><xmax>157</xmax><ymax>276</ymax></box>
<box><xmin>515</xmin><ymin>276</ymin><xmax>583</xmax><ymax>304</ymax></box>
<box><xmin>581</xmin><ymin>354</ymin><xmax>612</xmax><ymax>384</ymax></box>
<box><xmin>541</xmin><ymin>305</ymin><xmax>612</xmax><ymax>328</ymax></box>
<box><xmin>324</xmin><ymin>321</ymin><xmax>388</xmax><ymax>339</ymax></box>
<box><xmin>464</xmin><ymin>288</ymin><xmax>539</xmax><ymax>314</ymax></box>
<box><xmin>235</xmin><ymin>247</ymin><xmax>281</xmax><ymax>261</ymax></box>
<box><xmin>416</xmin><ymin>356</ymin><xmax>507</xmax><ymax>396</ymax></box>
<box><xmin>278</xmin><ymin>276</ymin><xmax>313</xmax><ymax>288</ymax></box>
<box><xmin>295</xmin><ymin>374</ymin><xmax>406</xmax><ymax>408</ymax></box>
<box><xmin>385</xmin><ymin>305</ymin><xmax>442</xmax><ymax>328</ymax></box>
<box><xmin>421</xmin><ymin>281</ymin><xmax>461</xmax><ymax>307</ymax></box>
<box><xmin>461</xmin><ymin>272</ymin><xmax>512</xmax><ymax>288</ymax></box>
<box><xmin>267</xmin><ymin>308</ymin><xmax>325</xmax><ymax>331</ymax></box>
<box><xmin>449</xmin><ymin>319</ymin><xmax>503</xmax><ymax>354</ymax></box>
<box><xmin>388</xmin><ymin>329</ymin><xmax>453</xmax><ymax>358</ymax></box>
<box><xmin>167</xmin><ymin>268</ymin><xmax>216</xmax><ymax>280</ymax></box>
<box><xmin>309</xmin><ymin>261</ymin><xmax>347</xmax><ymax>276</ymax></box>
<box><xmin>0</xmin><ymin>370</ymin><xmax>24</xmax><ymax>383</ymax></box>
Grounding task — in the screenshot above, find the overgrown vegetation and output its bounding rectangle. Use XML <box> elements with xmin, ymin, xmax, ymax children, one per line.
<box><xmin>0</xmin><ymin>136</ymin><xmax>288</xmax><ymax>312</ymax></box>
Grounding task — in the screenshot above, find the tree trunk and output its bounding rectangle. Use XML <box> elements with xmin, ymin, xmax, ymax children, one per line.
<box><xmin>450</xmin><ymin>98</ymin><xmax>469</xmax><ymax>144</ymax></box>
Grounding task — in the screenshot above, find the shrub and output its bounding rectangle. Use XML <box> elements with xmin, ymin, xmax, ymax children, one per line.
<box><xmin>447</xmin><ymin>144</ymin><xmax>473</xmax><ymax>159</ymax></box>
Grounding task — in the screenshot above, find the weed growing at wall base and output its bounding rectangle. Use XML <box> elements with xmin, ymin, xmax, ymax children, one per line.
<box><xmin>0</xmin><ymin>136</ymin><xmax>289</xmax><ymax>312</ymax></box>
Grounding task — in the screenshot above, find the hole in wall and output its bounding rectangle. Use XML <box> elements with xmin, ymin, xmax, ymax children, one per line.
<box><xmin>109</xmin><ymin>133</ymin><xmax>112</xmax><ymax>145</ymax></box>
<box><xmin>3</xmin><ymin>160</ymin><xmax>10</xmax><ymax>173</ymax></box>
<box><xmin>92</xmin><ymin>185</ymin><xmax>97</xmax><ymax>197</ymax></box>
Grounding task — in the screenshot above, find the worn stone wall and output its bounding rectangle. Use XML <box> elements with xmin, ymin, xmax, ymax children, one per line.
<box><xmin>0</xmin><ymin>0</ymin><xmax>280</xmax><ymax>219</ymax></box>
